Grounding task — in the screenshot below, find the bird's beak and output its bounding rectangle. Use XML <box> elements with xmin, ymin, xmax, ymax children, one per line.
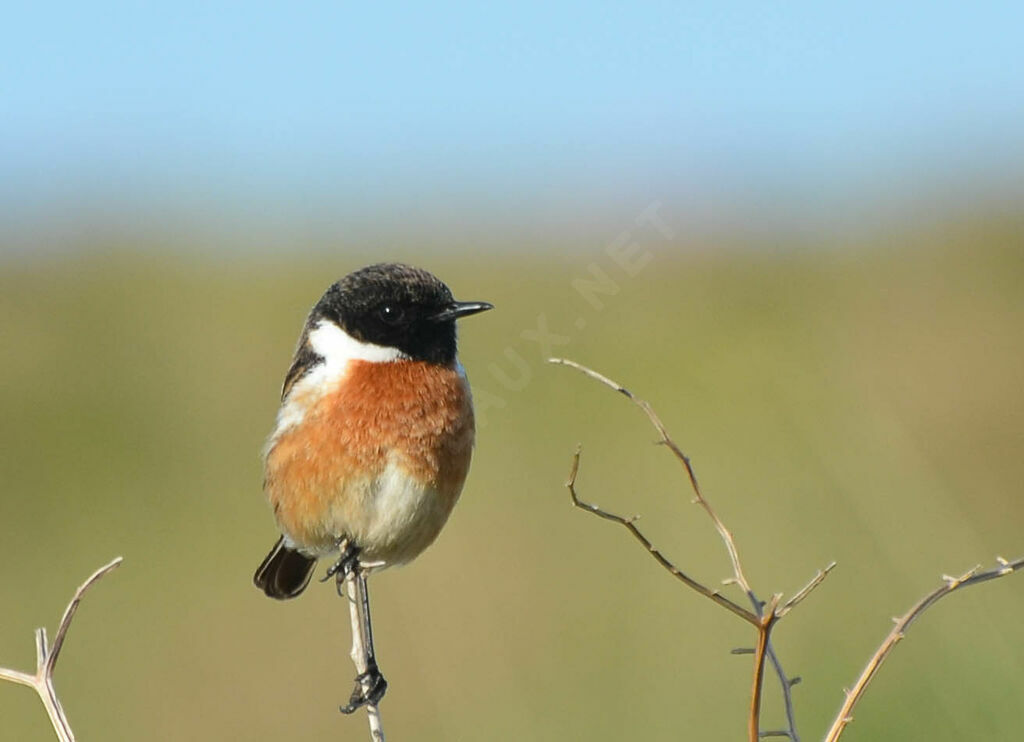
<box><xmin>430</xmin><ymin>301</ymin><xmax>494</xmax><ymax>322</ymax></box>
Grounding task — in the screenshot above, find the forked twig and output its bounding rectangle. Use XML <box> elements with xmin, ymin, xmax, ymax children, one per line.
<box><xmin>750</xmin><ymin>595</ymin><xmax>781</xmax><ymax>742</ymax></box>
<box><xmin>549</xmin><ymin>358</ymin><xmax>753</xmax><ymax>591</ymax></box>
<box><xmin>551</xmin><ymin>357</ymin><xmax>1023</xmax><ymax>740</ymax></box>
<box><xmin>824</xmin><ymin>556</ymin><xmax>1024</xmax><ymax>742</ymax></box>
<box><xmin>0</xmin><ymin>557</ymin><xmax>123</xmax><ymax>742</ymax></box>
<box><xmin>566</xmin><ymin>449</ymin><xmax>757</xmax><ymax>625</ymax></box>
<box><xmin>551</xmin><ymin>358</ymin><xmax>833</xmax><ymax>742</ymax></box>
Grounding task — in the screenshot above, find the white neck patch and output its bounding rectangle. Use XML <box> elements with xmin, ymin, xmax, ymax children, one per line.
<box><xmin>265</xmin><ymin>320</ymin><xmax>406</xmax><ymax>452</ymax></box>
<box><xmin>307</xmin><ymin>319</ymin><xmax>406</xmax><ymax>369</ymax></box>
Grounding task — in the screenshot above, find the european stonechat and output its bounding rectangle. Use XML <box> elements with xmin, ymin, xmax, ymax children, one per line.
<box><xmin>254</xmin><ymin>262</ymin><xmax>491</xmax><ymax>706</ymax></box>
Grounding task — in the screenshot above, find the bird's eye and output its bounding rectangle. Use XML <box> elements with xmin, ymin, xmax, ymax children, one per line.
<box><xmin>377</xmin><ymin>305</ymin><xmax>405</xmax><ymax>325</ymax></box>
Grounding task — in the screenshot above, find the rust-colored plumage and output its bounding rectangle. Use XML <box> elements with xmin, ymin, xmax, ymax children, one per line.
<box><xmin>264</xmin><ymin>359</ymin><xmax>475</xmax><ymax>565</ymax></box>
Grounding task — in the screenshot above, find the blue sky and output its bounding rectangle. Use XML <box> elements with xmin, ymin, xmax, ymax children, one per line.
<box><xmin>2</xmin><ymin>1</ymin><xmax>1023</xmax><ymax>241</ymax></box>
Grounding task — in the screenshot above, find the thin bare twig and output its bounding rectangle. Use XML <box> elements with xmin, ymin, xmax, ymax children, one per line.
<box><xmin>779</xmin><ymin>562</ymin><xmax>837</xmax><ymax>618</ymax></box>
<box><xmin>757</xmin><ymin>564</ymin><xmax>836</xmax><ymax>738</ymax></box>
<box><xmin>824</xmin><ymin>556</ymin><xmax>1024</xmax><ymax>742</ymax></box>
<box><xmin>566</xmin><ymin>448</ymin><xmax>757</xmax><ymax>625</ymax></box>
<box><xmin>551</xmin><ymin>358</ymin><xmax>833</xmax><ymax>742</ymax></box>
<box><xmin>549</xmin><ymin>357</ymin><xmax>754</xmax><ymax>593</ymax></box>
<box><xmin>343</xmin><ymin>571</ymin><xmax>385</xmax><ymax>741</ymax></box>
<box><xmin>566</xmin><ymin>449</ymin><xmax>780</xmax><ymax>742</ymax></box>
<box><xmin>750</xmin><ymin>596</ymin><xmax>781</xmax><ymax>742</ymax></box>
<box><xmin>0</xmin><ymin>557</ymin><xmax>123</xmax><ymax>742</ymax></box>
<box><xmin>759</xmin><ymin>617</ymin><xmax>801</xmax><ymax>741</ymax></box>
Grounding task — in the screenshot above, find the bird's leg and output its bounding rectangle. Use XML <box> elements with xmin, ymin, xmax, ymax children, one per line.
<box><xmin>339</xmin><ymin>569</ymin><xmax>388</xmax><ymax>714</ymax></box>
<box><xmin>323</xmin><ymin>538</ymin><xmax>361</xmax><ymax>590</ymax></box>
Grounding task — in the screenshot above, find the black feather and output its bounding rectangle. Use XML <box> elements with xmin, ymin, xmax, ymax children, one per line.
<box><xmin>253</xmin><ymin>537</ymin><xmax>317</xmax><ymax>600</ymax></box>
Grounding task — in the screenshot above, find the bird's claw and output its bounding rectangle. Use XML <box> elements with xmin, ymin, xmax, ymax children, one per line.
<box><xmin>339</xmin><ymin>666</ymin><xmax>388</xmax><ymax>714</ymax></box>
<box><xmin>321</xmin><ymin>541</ymin><xmax>361</xmax><ymax>584</ymax></box>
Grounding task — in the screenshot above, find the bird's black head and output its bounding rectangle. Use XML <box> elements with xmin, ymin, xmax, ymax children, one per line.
<box><xmin>312</xmin><ymin>263</ymin><xmax>492</xmax><ymax>365</ymax></box>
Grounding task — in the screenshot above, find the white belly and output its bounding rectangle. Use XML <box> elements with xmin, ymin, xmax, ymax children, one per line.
<box><xmin>330</xmin><ymin>457</ymin><xmax>460</xmax><ymax>567</ymax></box>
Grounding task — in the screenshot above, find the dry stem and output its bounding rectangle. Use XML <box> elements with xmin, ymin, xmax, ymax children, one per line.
<box><xmin>551</xmin><ymin>358</ymin><xmax>834</xmax><ymax>742</ymax></box>
<box><xmin>565</xmin><ymin>448</ymin><xmax>756</xmax><ymax>626</ymax></box>
<box><xmin>750</xmin><ymin>595</ymin><xmax>780</xmax><ymax>742</ymax></box>
<box><xmin>824</xmin><ymin>556</ymin><xmax>1024</xmax><ymax>742</ymax></box>
<box><xmin>344</xmin><ymin>571</ymin><xmax>385</xmax><ymax>741</ymax></box>
<box><xmin>0</xmin><ymin>557</ymin><xmax>123</xmax><ymax>742</ymax></box>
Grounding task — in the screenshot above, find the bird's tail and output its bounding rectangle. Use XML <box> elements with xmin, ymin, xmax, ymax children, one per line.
<box><xmin>254</xmin><ymin>537</ymin><xmax>317</xmax><ymax>600</ymax></box>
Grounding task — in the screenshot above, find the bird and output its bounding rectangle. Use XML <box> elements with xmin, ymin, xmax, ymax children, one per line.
<box><xmin>253</xmin><ymin>262</ymin><xmax>491</xmax><ymax>709</ymax></box>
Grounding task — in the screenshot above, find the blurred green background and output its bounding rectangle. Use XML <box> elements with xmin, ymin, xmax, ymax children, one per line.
<box><xmin>2</xmin><ymin>218</ymin><xmax>1023</xmax><ymax>740</ymax></box>
<box><xmin>4</xmin><ymin>2</ymin><xmax>1024</xmax><ymax>739</ymax></box>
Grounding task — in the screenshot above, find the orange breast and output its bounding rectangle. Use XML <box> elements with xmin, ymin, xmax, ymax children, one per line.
<box><xmin>264</xmin><ymin>360</ymin><xmax>475</xmax><ymax>557</ymax></box>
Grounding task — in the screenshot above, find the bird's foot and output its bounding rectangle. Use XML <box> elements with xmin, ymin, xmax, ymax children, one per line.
<box><xmin>322</xmin><ymin>540</ymin><xmax>361</xmax><ymax>585</ymax></box>
<box><xmin>339</xmin><ymin>663</ymin><xmax>388</xmax><ymax>714</ymax></box>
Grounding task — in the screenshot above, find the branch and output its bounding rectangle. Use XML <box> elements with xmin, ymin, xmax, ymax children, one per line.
<box><xmin>750</xmin><ymin>596</ymin><xmax>780</xmax><ymax>742</ymax></box>
<box><xmin>565</xmin><ymin>448</ymin><xmax>757</xmax><ymax>625</ymax></box>
<box><xmin>0</xmin><ymin>557</ymin><xmax>123</xmax><ymax>742</ymax></box>
<box><xmin>551</xmin><ymin>358</ymin><xmax>833</xmax><ymax>742</ymax></box>
<box><xmin>779</xmin><ymin>562</ymin><xmax>837</xmax><ymax>618</ymax></box>
<box><xmin>824</xmin><ymin>556</ymin><xmax>1024</xmax><ymax>742</ymax></box>
<box><xmin>549</xmin><ymin>357</ymin><xmax>755</xmax><ymax>593</ymax></box>
<box><xmin>343</xmin><ymin>571</ymin><xmax>385</xmax><ymax>741</ymax></box>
